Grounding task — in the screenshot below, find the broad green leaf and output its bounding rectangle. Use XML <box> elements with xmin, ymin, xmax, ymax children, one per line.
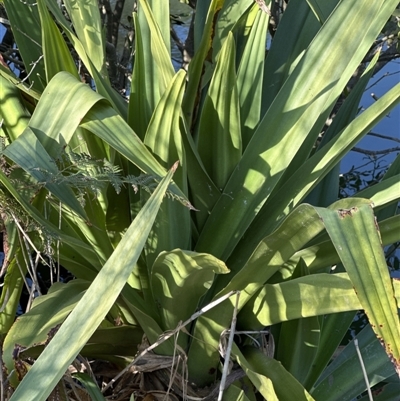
<box><xmin>197</xmin><ymin>32</ymin><xmax>242</xmax><ymax>190</ymax></box>
<box><xmin>9</xmin><ymin>163</ymin><xmax>177</xmax><ymax>401</ymax></box>
<box><xmin>239</xmin><ymin>273</ymin><xmax>367</xmax><ymax>329</ymax></box>
<box><xmin>128</xmin><ymin>14</ymin><xmax>151</xmax><ymax>138</ymax></box>
<box><xmin>234</xmin><ymin>344</ymin><xmax>316</xmax><ymax>401</ymax></box>
<box><xmin>318</xmin><ymin>203</ymin><xmax>400</xmax><ymax>376</ymax></box>
<box><xmin>304</xmin><ymin>50</ymin><xmax>380</xmax><ymax>207</ymax></box>
<box><xmin>196</xmin><ymin>0</ymin><xmax>390</xmax><ymax>261</ymax></box>
<box><xmin>26</xmin><ymin>72</ymin><xmax>104</xmax><ymax>159</ymax></box>
<box><xmin>303</xmin><ymin>309</ymin><xmax>356</xmax><ymax>390</ymax></box>
<box><xmin>189</xmin><ymin>199</ymin><xmax>400</xmax><ymax>384</ymax></box>
<box><xmin>261</xmin><ymin>0</ymin><xmax>336</xmax><ymax>114</ymax></box>
<box><xmin>44</xmin><ymin>0</ymin><xmax>127</xmax><ymax>117</ymax></box>
<box><xmin>311</xmin><ymin>325</ymin><xmax>398</xmax><ymax>401</ymax></box>
<box><xmin>276</xmin><ymin>260</ymin><xmax>320</xmax><ymax>386</ymax></box>
<box><xmin>139</xmin><ymin>0</ymin><xmax>170</xmax><ymax>51</ymax></box>
<box><xmin>37</xmin><ymin>0</ymin><xmax>79</xmax><ymax>82</ymax></box>
<box><xmin>288</xmin><ymin>214</ymin><xmax>400</xmax><ymax>276</ymax></box>
<box><xmin>129</xmin><ymin>0</ymin><xmax>175</xmax><ymax>137</ymax></box>
<box><xmin>151</xmin><ymin>249</ymin><xmax>229</xmax><ymax>348</ymax></box>
<box><xmin>143</xmin><ymin>70</ymin><xmax>190</xmax><ymax>266</ymax></box>
<box><xmin>213</xmin><ymin>0</ymin><xmax>253</xmax><ymax>61</ymax></box>
<box><xmin>237</xmin><ymin>9</ymin><xmax>269</xmax><ymax>149</ymax></box>
<box><xmin>231</xmin><ymin>344</ymin><xmax>279</xmax><ymax>401</ymax></box>
<box><xmin>63</xmin><ymin>0</ymin><xmax>107</xmax><ymax>78</ymax></box>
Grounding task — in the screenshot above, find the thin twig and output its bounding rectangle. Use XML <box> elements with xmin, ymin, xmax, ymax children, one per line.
<box><xmin>368</xmin><ymin>132</ymin><xmax>400</xmax><ymax>144</ymax></box>
<box><xmin>352</xmin><ymin>146</ymin><xmax>400</xmax><ymax>156</ymax></box>
<box><xmin>218</xmin><ymin>291</ymin><xmax>240</xmax><ymax>401</ymax></box>
<box><xmin>102</xmin><ymin>290</ymin><xmax>240</xmax><ymax>393</ymax></box>
<box><xmin>354</xmin><ymin>338</ymin><xmax>373</xmax><ymax>401</ymax></box>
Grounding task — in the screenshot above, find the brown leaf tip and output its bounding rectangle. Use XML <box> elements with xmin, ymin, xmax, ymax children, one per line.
<box><xmin>171</xmin><ymin>161</ymin><xmax>180</xmax><ymax>173</ymax></box>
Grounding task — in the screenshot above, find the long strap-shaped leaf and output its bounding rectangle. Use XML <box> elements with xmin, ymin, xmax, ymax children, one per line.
<box><xmin>318</xmin><ymin>203</ymin><xmax>400</xmax><ymax>376</ymax></box>
<box><xmin>37</xmin><ymin>0</ymin><xmax>79</xmax><ymax>83</ymax></box>
<box><xmin>9</xmin><ymin>163</ymin><xmax>178</xmax><ymax>401</ymax></box>
<box><xmin>63</xmin><ymin>0</ymin><xmax>107</xmax><ymax>78</ymax></box>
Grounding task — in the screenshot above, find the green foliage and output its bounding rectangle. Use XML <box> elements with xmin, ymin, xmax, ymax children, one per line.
<box><xmin>0</xmin><ymin>0</ymin><xmax>399</xmax><ymax>400</ymax></box>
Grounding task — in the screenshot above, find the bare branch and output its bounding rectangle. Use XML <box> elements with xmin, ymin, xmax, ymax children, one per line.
<box><xmin>352</xmin><ymin>146</ymin><xmax>400</xmax><ymax>156</ymax></box>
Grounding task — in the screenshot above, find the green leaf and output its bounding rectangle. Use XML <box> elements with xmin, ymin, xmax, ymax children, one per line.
<box><xmin>197</xmin><ymin>32</ymin><xmax>242</xmax><ymax>191</ymax></box>
<box><xmin>188</xmin><ymin>203</ymin><xmax>329</xmax><ymax>385</ymax></box>
<box><xmin>237</xmin><ymin>9</ymin><xmax>269</xmax><ymax>149</ymax></box>
<box><xmin>182</xmin><ymin>0</ymin><xmax>224</xmax><ymax>126</ymax></box>
<box><xmin>213</xmin><ymin>0</ymin><xmax>254</xmax><ymax>62</ymax></box>
<box><xmin>302</xmin><ymin>309</ymin><xmax>356</xmax><ymax>390</ymax></box>
<box><xmin>261</xmin><ymin>0</ymin><xmax>336</xmax><ymax>114</ymax></box>
<box><xmin>305</xmin><ymin>0</ymin><xmax>327</xmax><ymax>24</ymax></box>
<box><xmin>44</xmin><ymin>0</ymin><xmax>127</xmax><ymax>117</ymax></box>
<box><xmin>151</xmin><ymin>249</ymin><xmax>229</xmax><ymax>348</ymax></box>
<box><xmin>129</xmin><ymin>0</ymin><xmax>175</xmax><ymax>137</ymax></box>
<box><xmin>72</xmin><ymin>373</ymin><xmax>106</xmax><ymax>401</ymax></box>
<box><xmin>222</xmin><ymin>384</ymin><xmax>253</xmax><ymax>401</ymax></box>
<box><xmin>234</xmin><ymin>344</ymin><xmax>316</xmax><ymax>401</ymax></box>
<box><xmin>8</xmin><ymin>163</ymin><xmax>178</xmax><ymax>401</ymax></box>
<box><xmin>143</xmin><ymin>70</ymin><xmax>191</xmax><ymax>266</ymax></box>
<box><xmin>289</xmin><ymin>214</ymin><xmax>400</xmax><ymax>275</ymax></box>
<box><xmin>239</xmin><ymin>273</ymin><xmax>367</xmax><ymax>329</ymax></box>
<box><xmin>311</xmin><ymin>325</ymin><xmax>398</xmax><ymax>401</ymax></box>
<box><xmin>179</xmin><ymin>117</ymin><xmax>221</xmax><ymax>230</ymax></box>
<box><xmin>37</xmin><ymin>0</ymin><xmax>79</xmax><ymax>82</ymax></box>
<box><xmin>276</xmin><ymin>260</ymin><xmax>320</xmax><ymax>386</ymax></box>
<box><xmin>318</xmin><ymin>203</ymin><xmax>400</xmax><ymax>376</ymax></box>
<box><xmin>26</xmin><ymin>71</ymin><xmax>104</xmax><ymax>159</ymax></box>
<box><xmin>304</xmin><ymin>49</ymin><xmax>380</xmax><ymax>207</ymax></box>
<box><xmin>63</xmin><ymin>0</ymin><xmax>107</xmax><ymax>78</ymax></box>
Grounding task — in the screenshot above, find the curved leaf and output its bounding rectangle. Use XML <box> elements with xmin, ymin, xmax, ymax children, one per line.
<box><xmin>151</xmin><ymin>249</ymin><xmax>229</xmax><ymax>348</ymax></box>
<box><xmin>9</xmin><ymin>163</ymin><xmax>178</xmax><ymax>401</ymax></box>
